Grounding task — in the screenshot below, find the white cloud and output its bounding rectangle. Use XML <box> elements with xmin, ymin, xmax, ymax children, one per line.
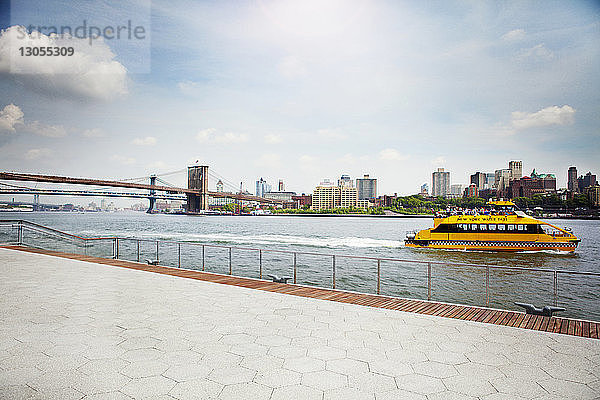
<box><xmin>264</xmin><ymin>133</ymin><xmax>283</xmax><ymax>144</ymax></box>
<box><xmin>378</xmin><ymin>148</ymin><xmax>408</xmax><ymax>161</ymax></box>
<box><xmin>111</xmin><ymin>155</ymin><xmax>136</xmax><ymax>165</ymax></box>
<box><xmin>501</xmin><ymin>29</ymin><xmax>526</xmax><ymax>41</ymax></box>
<box><xmin>82</xmin><ymin>128</ymin><xmax>105</xmax><ymax>138</ymax></box>
<box><xmin>517</xmin><ymin>43</ymin><xmax>554</xmax><ymax>62</ymax></box>
<box><xmin>196</xmin><ymin>128</ymin><xmax>249</xmax><ymax>144</ymax></box>
<box><xmin>511</xmin><ymin>105</ymin><xmax>575</xmax><ymax>130</ymax></box>
<box><xmin>0</xmin><ymin>104</ymin><xmax>24</xmax><ymax>133</ymax></box>
<box><xmin>27</xmin><ymin>121</ymin><xmax>67</xmax><ymax>138</ymax></box>
<box><xmin>131</xmin><ymin>136</ymin><xmax>157</xmax><ymax>146</ymax></box>
<box><xmin>317</xmin><ymin>128</ymin><xmax>347</xmax><ymax>140</ymax></box>
<box><xmin>24</xmin><ymin>148</ymin><xmax>52</xmax><ymax>160</ymax></box>
<box><xmin>0</xmin><ymin>26</ymin><xmax>127</xmax><ymax>101</ymax></box>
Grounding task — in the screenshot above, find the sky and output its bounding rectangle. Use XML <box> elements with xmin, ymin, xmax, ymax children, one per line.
<box><xmin>0</xmin><ymin>0</ymin><xmax>599</xmax><ymax>205</ymax></box>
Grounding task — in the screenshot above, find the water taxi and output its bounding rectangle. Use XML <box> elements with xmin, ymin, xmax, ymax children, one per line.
<box><xmin>405</xmin><ymin>200</ymin><xmax>580</xmax><ymax>252</ymax></box>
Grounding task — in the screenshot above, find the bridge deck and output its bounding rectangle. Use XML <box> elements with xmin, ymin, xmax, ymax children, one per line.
<box><xmin>2</xmin><ymin>245</ymin><xmax>598</xmax><ymax>339</ymax></box>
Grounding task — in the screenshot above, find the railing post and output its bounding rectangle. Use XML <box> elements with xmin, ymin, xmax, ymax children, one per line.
<box><xmin>17</xmin><ymin>221</ymin><xmax>23</xmax><ymax>245</ymax></box>
<box><xmin>332</xmin><ymin>255</ymin><xmax>336</xmax><ymax>289</ymax></box>
<box><xmin>293</xmin><ymin>253</ymin><xmax>297</xmax><ymax>284</ymax></box>
<box><xmin>178</xmin><ymin>243</ymin><xmax>181</xmax><ymax>268</ymax></box>
<box><xmin>259</xmin><ymin>249</ymin><xmax>262</xmax><ymax>279</ymax></box>
<box><xmin>112</xmin><ymin>238</ymin><xmax>116</xmax><ymax>259</ymax></box>
<box><xmin>377</xmin><ymin>259</ymin><xmax>381</xmax><ymax>295</ymax></box>
<box><xmin>136</xmin><ymin>240</ymin><xmax>140</xmax><ymax>263</ymax></box>
<box><xmin>155</xmin><ymin>241</ymin><xmax>159</xmax><ymax>262</ymax></box>
<box><xmin>84</xmin><ymin>240</ymin><xmax>88</xmax><ymax>256</ymax></box>
<box><xmin>553</xmin><ymin>271</ymin><xmax>558</xmax><ymax>307</ymax></box>
<box><xmin>427</xmin><ymin>262</ymin><xmax>431</xmax><ymax>301</ymax></box>
<box><xmin>202</xmin><ymin>245</ymin><xmax>205</xmax><ymax>271</ymax></box>
<box><xmin>229</xmin><ymin>247</ymin><xmax>232</xmax><ymax>275</ymax></box>
<box><xmin>116</xmin><ymin>238</ymin><xmax>120</xmax><ymax>259</ymax></box>
<box><xmin>486</xmin><ymin>266</ymin><xmax>490</xmax><ymax>306</ymax></box>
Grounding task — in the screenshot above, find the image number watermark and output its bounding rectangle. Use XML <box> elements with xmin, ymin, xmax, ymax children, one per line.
<box><xmin>9</xmin><ymin>0</ymin><xmax>152</xmax><ymax>73</ymax></box>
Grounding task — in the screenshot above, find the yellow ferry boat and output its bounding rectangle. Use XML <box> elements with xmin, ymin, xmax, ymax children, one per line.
<box><xmin>405</xmin><ymin>200</ymin><xmax>580</xmax><ymax>252</ymax></box>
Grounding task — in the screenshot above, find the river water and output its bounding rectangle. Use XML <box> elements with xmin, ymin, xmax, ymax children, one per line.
<box><xmin>2</xmin><ymin>211</ymin><xmax>599</xmax><ymax>321</ymax></box>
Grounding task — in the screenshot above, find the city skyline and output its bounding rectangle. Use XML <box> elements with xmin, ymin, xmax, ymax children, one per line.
<box><xmin>0</xmin><ymin>1</ymin><xmax>599</xmax><ymax>203</ymax></box>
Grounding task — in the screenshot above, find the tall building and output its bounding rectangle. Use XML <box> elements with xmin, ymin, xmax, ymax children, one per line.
<box><xmin>312</xmin><ymin>185</ymin><xmax>340</xmax><ymax>210</ymax></box>
<box><xmin>470</xmin><ymin>172</ymin><xmax>487</xmax><ymax>191</ymax></box>
<box><xmin>255</xmin><ymin>178</ymin><xmax>271</xmax><ymax>197</ymax></box>
<box><xmin>509</xmin><ymin>161</ymin><xmax>523</xmax><ymax>180</ymax></box>
<box><xmin>494</xmin><ymin>169</ymin><xmax>511</xmax><ymax>192</ymax></box>
<box><xmin>578</xmin><ymin>172</ymin><xmax>597</xmax><ymax>193</ymax></box>
<box><xmin>450</xmin><ymin>184</ymin><xmax>464</xmax><ymax>198</ymax></box>
<box><xmin>216</xmin><ymin>180</ymin><xmax>224</xmax><ymax>192</ymax></box>
<box><xmin>432</xmin><ymin>168</ymin><xmax>450</xmax><ymax>197</ymax></box>
<box><xmin>585</xmin><ymin>185</ymin><xmax>600</xmax><ymax>208</ymax></box>
<box><xmin>278</xmin><ymin>179</ymin><xmax>285</xmax><ymax>191</ymax></box>
<box><xmin>338</xmin><ymin>174</ymin><xmax>353</xmax><ymax>188</ymax></box>
<box><xmin>420</xmin><ymin>183</ymin><xmax>429</xmax><ymax>196</ymax></box>
<box><xmin>340</xmin><ymin>186</ymin><xmax>358</xmax><ymax>208</ymax></box>
<box><xmin>485</xmin><ymin>173</ymin><xmax>495</xmax><ymax>189</ymax></box>
<box><xmin>568</xmin><ymin>167</ymin><xmax>578</xmax><ymax>192</ymax></box>
<box><xmin>356</xmin><ymin>174</ymin><xmax>377</xmax><ymax>200</ymax></box>
<box><xmin>312</xmin><ymin>182</ymin><xmax>358</xmax><ymax>210</ymax></box>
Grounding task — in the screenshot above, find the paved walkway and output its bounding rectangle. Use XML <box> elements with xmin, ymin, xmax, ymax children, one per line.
<box><xmin>0</xmin><ymin>248</ymin><xmax>599</xmax><ymax>399</ymax></box>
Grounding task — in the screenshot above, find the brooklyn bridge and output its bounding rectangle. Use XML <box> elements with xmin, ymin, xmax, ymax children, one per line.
<box><xmin>0</xmin><ymin>165</ymin><xmax>284</xmax><ymax>213</ymax></box>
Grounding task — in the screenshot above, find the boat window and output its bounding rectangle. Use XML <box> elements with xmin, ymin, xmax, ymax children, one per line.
<box><xmin>479</xmin><ymin>224</ymin><xmax>487</xmax><ymax>231</ymax></box>
<box><xmin>471</xmin><ymin>224</ymin><xmax>478</xmax><ymax>231</ymax></box>
<box><xmin>526</xmin><ymin>225</ymin><xmax>537</xmax><ymax>234</ymax></box>
<box><xmin>517</xmin><ymin>225</ymin><xmax>525</xmax><ymax>231</ymax></box>
<box><xmin>507</xmin><ymin>224</ymin><xmax>515</xmax><ymax>231</ymax></box>
<box><xmin>497</xmin><ymin>224</ymin><xmax>505</xmax><ymax>231</ymax></box>
<box><xmin>489</xmin><ymin>224</ymin><xmax>497</xmax><ymax>231</ymax></box>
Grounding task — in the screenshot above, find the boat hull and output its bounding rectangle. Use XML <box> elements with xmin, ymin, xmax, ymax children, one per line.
<box><xmin>404</xmin><ymin>239</ymin><xmax>578</xmax><ymax>252</ymax></box>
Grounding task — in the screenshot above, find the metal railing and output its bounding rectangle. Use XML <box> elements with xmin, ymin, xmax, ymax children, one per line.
<box><xmin>1</xmin><ymin>219</ymin><xmax>599</xmax><ymax>318</ymax></box>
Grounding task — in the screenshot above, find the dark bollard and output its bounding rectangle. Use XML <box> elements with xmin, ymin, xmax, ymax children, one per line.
<box><xmin>515</xmin><ymin>302</ymin><xmax>565</xmax><ymax>317</ymax></box>
<box><xmin>267</xmin><ymin>274</ymin><xmax>292</xmax><ymax>284</ymax></box>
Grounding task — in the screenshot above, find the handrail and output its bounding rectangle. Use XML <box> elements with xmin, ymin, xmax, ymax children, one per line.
<box><xmin>2</xmin><ymin>219</ymin><xmax>599</xmax><ymax>276</ymax></box>
<box><xmin>1</xmin><ymin>219</ymin><xmax>599</xmax><ymax>316</ymax></box>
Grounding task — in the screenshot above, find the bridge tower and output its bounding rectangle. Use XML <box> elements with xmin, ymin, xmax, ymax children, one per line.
<box><xmin>186</xmin><ymin>165</ymin><xmax>208</xmax><ymax>213</ymax></box>
<box><xmin>147</xmin><ymin>175</ymin><xmax>157</xmax><ymax>213</ymax></box>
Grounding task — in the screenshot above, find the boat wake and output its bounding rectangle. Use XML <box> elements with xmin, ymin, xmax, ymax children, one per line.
<box><xmin>79</xmin><ymin>230</ymin><xmax>403</xmax><ymax>249</ymax></box>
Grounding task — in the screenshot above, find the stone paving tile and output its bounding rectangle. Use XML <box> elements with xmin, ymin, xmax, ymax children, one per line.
<box><xmin>301</xmin><ymin>370</ymin><xmax>348</xmax><ymax>391</ymax></box>
<box><xmin>121</xmin><ymin>360</ymin><xmax>170</xmax><ymax>379</ymax></box>
<box><xmin>168</xmin><ymin>378</ymin><xmax>223</xmax><ymax>399</ymax></box>
<box><xmin>217</xmin><ymin>382</ymin><xmax>272</xmax><ymax>400</ymax></box>
<box><xmin>120</xmin><ymin>374</ymin><xmax>177</xmax><ymax>398</ymax></box>
<box><xmin>1</xmin><ymin>249</ymin><xmax>599</xmax><ymax>400</ymax></box>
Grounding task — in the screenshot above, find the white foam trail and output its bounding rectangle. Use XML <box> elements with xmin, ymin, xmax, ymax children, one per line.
<box><xmin>79</xmin><ymin>230</ymin><xmax>403</xmax><ymax>248</ymax></box>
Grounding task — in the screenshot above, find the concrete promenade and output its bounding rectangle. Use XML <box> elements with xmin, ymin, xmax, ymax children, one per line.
<box><xmin>0</xmin><ymin>248</ymin><xmax>599</xmax><ymax>399</ymax></box>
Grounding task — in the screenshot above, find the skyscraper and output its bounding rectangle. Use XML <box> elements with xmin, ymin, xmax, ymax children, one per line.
<box><xmin>432</xmin><ymin>168</ymin><xmax>450</xmax><ymax>197</ymax></box>
<box><xmin>509</xmin><ymin>161</ymin><xmax>523</xmax><ymax>180</ymax></box>
<box><xmin>568</xmin><ymin>166</ymin><xmax>578</xmax><ymax>192</ymax></box>
<box><xmin>420</xmin><ymin>183</ymin><xmax>429</xmax><ymax>196</ymax></box>
<box><xmin>338</xmin><ymin>174</ymin><xmax>353</xmax><ymax>188</ymax></box>
<box><xmin>255</xmin><ymin>178</ymin><xmax>271</xmax><ymax>197</ymax></box>
<box><xmin>470</xmin><ymin>172</ymin><xmax>487</xmax><ymax>191</ymax></box>
<box><xmin>278</xmin><ymin>179</ymin><xmax>285</xmax><ymax>191</ymax></box>
<box><xmin>216</xmin><ymin>180</ymin><xmax>224</xmax><ymax>192</ymax></box>
<box><xmin>356</xmin><ymin>174</ymin><xmax>377</xmax><ymax>200</ymax></box>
